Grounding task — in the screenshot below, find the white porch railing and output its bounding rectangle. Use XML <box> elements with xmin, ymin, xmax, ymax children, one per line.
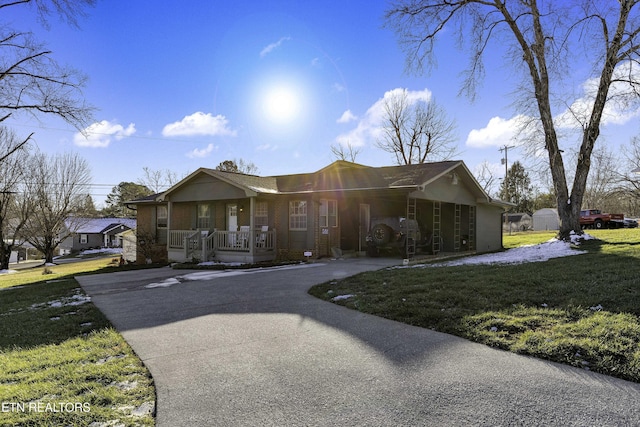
<box><xmin>169</xmin><ymin>230</ymin><xmax>197</xmax><ymax>249</ymax></box>
<box><xmin>184</xmin><ymin>230</ymin><xmax>202</xmax><ymax>260</ymax></box>
<box><xmin>169</xmin><ymin>229</ymin><xmax>276</xmax><ymax>261</ymax></box>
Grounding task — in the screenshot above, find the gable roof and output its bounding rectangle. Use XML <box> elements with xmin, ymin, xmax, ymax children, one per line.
<box><xmin>143</xmin><ymin>160</ymin><xmax>503</xmax><ymax>206</ymax></box>
<box><xmin>65</xmin><ymin>218</ymin><xmax>136</xmax><ymax>234</ymax></box>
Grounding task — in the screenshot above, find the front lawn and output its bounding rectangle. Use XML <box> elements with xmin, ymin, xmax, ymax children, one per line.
<box><xmin>309</xmin><ymin>229</ymin><xmax>640</xmax><ymax>383</ymax></box>
<box><xmin>0</xmin><ymin>259</ymin><xmax>156</xmax><ymax>426</ymax></box>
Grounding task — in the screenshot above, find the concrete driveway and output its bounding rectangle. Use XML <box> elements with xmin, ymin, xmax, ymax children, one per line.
<box><xmin>77</xmin><ymin>259</ymin><xmax>640</xmax><ymax>426</ymax></box>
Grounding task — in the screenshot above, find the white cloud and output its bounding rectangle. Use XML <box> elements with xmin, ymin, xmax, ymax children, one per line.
<box><xmin>466</xmin><ymin>115</ymin><xmax>526</xmax><ymax>148</ymax></box>
<box><xmin>74</xmin><ymin>120</ymin><xmax>136</xmax><ymax>148</ymax></box>
<box><xmin>260</xmin><ymin>37</ymin><xmax>291</xmax><ymax>58</ymax></box>
<box><xmin>186</xmin><ymin>143</ymin><xmax>216</xmax><ymax>159</ymax></box>
<box><xmin>162</xmin><ymin>112</ymin><xmax>237</xmax><ymax>137</ymax></box>
<box><xmin>555</xmin><ymin>62</ymin><xmax>640</xmax><ymax>128</ymax></box>
<box><xmin>466</xmin><ymin>62</ymin><xmax>640</xmax><ymax>150</ymax></box>
<box><xmin>337</xmin><ymin>109</ymin><xmax>357</xmax><ymax>124</ymax></box>
<box><xmin>335</xmin><ymin>88</ymin><xmax>432</xmax><ymax>148</ymax></box>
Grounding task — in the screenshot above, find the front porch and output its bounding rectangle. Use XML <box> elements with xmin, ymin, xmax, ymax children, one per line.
<box><xmin>168</xmin><ymin>228</ymin><xmax>276</xmax><ymax>264</ymax></box>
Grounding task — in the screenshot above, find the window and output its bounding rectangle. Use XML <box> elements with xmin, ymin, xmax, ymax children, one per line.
<box><xmin>289</xmin><ymin>200</ymin><xmax>307</xmax><ymax>230</ymax></box>
<box><xmin>320</xmin><ymin>199</ymin><xmax>338</xmax><ymax>227</ymax></box>
<box><xmin>197</xmin><ymin>204</ymin><xmax>210</xmax><ymax>229</ymax></box>
<box><xmin>255</xmin><ymin>202</ymin><xmax>268</xmax><ymax>228</ymax></box>
<box><xmin>80</xmin><ymin>234</ymin><xmax>88</xmax><ymax>244</ymax></box>
<box><xmin>157</xmin><ymin>205</ymin><xmax>168</xmax><ymax>228</ymax></box>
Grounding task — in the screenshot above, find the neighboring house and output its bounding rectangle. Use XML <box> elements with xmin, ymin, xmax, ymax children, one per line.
<box><xmin>59</xmin><ymin>218</ymin><xmax>137</xmax><ymax>253</ymax></box>
<box><xmin>532</xmin><ymin>208</ymin><xmax>560</xmax><ymax>231</ymax></box>
<box><xmin>130</xmin><ymin>160</ymin><xmax>510</xmax><ymax>264</ymax></box>
<box><xmin>503</xmin><ymin>213</ymin><xmax>532</xmax><ymax>232</ymax></box>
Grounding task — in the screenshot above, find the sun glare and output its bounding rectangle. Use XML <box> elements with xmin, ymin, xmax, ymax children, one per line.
<box><xmin>262</xmin><ymin>85</ymin><xmax>300</xmax><ymax>123</ymax></box>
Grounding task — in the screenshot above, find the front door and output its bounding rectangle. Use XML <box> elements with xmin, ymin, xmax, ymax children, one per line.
<box><xmin>227</xmin><ymin>204</ymin><xmax>238</xmax><ymax>231</ymax></box>
<box><xmin>227</xmin><ymin>204</ymin><xmax>238</xmax><ymax>247</ymax></box>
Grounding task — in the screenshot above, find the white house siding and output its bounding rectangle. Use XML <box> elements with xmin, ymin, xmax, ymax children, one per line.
<box><xmin>477</xmin><ymin>204</ymin><xmax>505</xmax><ymax>253</ymax></box>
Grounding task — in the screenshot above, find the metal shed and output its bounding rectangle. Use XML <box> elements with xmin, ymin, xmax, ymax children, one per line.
<box><xmin>532</xmin><ymin>208</ymin><xmax>560</xmax><ymax>231</ymax></box>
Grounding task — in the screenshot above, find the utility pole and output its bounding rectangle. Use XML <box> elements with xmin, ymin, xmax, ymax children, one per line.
<box><xmin>499</xmin><ymin>145</ymin><xmax>515</xmax><ymax>179</ymax></box>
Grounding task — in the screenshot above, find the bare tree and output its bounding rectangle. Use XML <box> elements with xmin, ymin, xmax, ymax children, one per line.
<box><xmin>0</xmin><ymin>0</ymin><xmax>95</xmax><ymax>144</ymax></box>
<box><xmin>216</xmin><ymin>159</ymin><xmax>259</xmax><ymax>175</ymax></box>
<box><xmin>474</xmin><ymin>160</ymin><xmax>499</xmax><ymax>197</ymax></box>
<box><xmin>376</xmin><ymin>89</ymin><xmax>456</xmax><ymax>165</ymax></box>
<box><xmin>0</xmin><ymin>128</ymin><xmax>34</xmax><ymax>269</ymax></box>
<box><xmin>386</xmin><ymin>1</ymin><xmax>640</xmax><ymax>239</ymax></box>
<box><xmin>330</xmin><ymin>140</ymin><xmax>362</xmax><ymax>162</ymax></box>
<box><xmin>138</xmin><ymin>167</ymin><xmax>178</xmax><ymax>193</ymax></box>
<box><xmin>615</xmin><ymin>135</ymin><xmax>640</xmax><ymax>215</ymax></box>
<box><xmin>22</xmin><ymin>152</ymin><xmax>92</xmax><ymax>263</ymax></box>
<box><xmin>582</xmin><ymin>148</ymin><xmax>621</xmax><ymax>209</ymax></box>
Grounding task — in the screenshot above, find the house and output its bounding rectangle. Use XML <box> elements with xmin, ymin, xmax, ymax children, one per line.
<box><xmin>130</xmin><ymin>160</ymin><xmax>510</xmax><ymax>264</ymax></box>
<box><xmin>532</xmin><ymin>208</ymin><xmax>560</xmax><ymax>231</ymax></box>
<box><xmin>59</xmin><ymin>217</ymin><xmax>137</xmax><ymax>254</ymax></box>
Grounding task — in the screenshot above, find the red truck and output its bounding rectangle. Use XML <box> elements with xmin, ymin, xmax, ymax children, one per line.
<box><xmin>580</xmin><ymin>209</ymin><xmax>625</xmax><ymax>229</ymax></box>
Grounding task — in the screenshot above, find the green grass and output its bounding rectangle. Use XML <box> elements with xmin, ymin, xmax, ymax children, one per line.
<box><xmin>309</xmin><ymin>229</ymin><xmax>640</xmax><ymax>383</ymax></box>
<box><xmin>0</xmin><ymin>259</ymin><xmax>156</xmax><ymax>426</ymax></box>
<box><xmin>503</xmin><ymin>230</ymin><xmax>557</xmax><ymax>248</ymax></box>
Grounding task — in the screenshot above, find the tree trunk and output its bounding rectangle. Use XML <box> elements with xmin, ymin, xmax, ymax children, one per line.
<box><xmin>0</xmin><ymin>242</ymin><xmax>10</xmax><ymax>270</ymax></box>
<box><xmin>44</xmin><ymin>247</ymin><xmax>55</xmax><ymax>264</ymax></box>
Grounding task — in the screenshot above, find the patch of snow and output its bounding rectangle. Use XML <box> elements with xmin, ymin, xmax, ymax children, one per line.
<box><xmin>412</xmin><ymin>235</ymin><xmax>592</xmax><ymax>268</ymax></box>
<box><xmin>30</xmin><ymin>293</ymin><xmax>91</xmax><ymax>310</ymax></box>
<box><xmin>110</xmin><ymin>380</ymin><xmax>138</xmax><ymax>391</ymax></box>
<box><xmin>145</xmin><ymin>278</ymin><xmax>181</xmax><ymax>288</ymax></box>
<box><xmin>96</xmin><ymin>354</ymin><xmax>126</xmax><ymax>365</ymax></box>
<box><xmin>131</xmin><ymin>401</ymin><xmax>155</xmax><ymax>417</ymax></box>
<box><xmin>197</xmin><ymin>261</ymin><xmax>244</xmax><ymax>267</ymax></box>
<box><xmin>0</xmin><ymin>269</ymin><xmax>18</xmax><ymax>275</ymax></box>
<box><xmin>79</xmin><ymin>248</ymin><xmax>123</xmax><ymax>256</ymax></box>
<box><xmin>143</xmin><ymin>263</ymin><xmax>325</xmax><ymax>289</ymax></box>
<box><xmin>332</xmin><ymin>294</ymin><xmax>354</xmax><ymax>302</ymax></box>
<box><xmin>65</xmin><ymin>294</ymin><xmax>92</xmax><ymax>306</ymax></box>
<box><xmin>179</xmin><ymin>263</ymin><xmax>324</xmax><ymax>282</ymax></box>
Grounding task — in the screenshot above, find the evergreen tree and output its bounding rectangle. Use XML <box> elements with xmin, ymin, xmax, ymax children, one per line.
<box><xmin>499</xmin><ymin>161</ymin><xmax>534</xmax><ymax>214</ymax></box>
<box><xmin>103</xmin><ymin>182</ymin><xmax>152</xmax><ymax>217</ymax></box>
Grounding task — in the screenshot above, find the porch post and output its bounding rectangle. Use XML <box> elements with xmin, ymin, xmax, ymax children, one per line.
<box><xmin>249</xmin><ymin>197</ymin><xmax>255</xmax><ymax>256</ymax></box>
<box><xmin>166</xmin><ymin>200</ymin><xmax>172</xmax><ymax>254</ymax></box>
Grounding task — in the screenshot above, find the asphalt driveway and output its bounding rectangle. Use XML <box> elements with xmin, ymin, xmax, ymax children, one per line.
<box><xmin>77</xmin><ymin>259</ymin><xmax>640</xmax><ymax>426</ymax></box>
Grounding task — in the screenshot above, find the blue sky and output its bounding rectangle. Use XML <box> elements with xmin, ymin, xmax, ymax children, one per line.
<box><xmin>8</xmin><ymin>1</ymin><xmax>640</xmax><ymax>206</ymax></box>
